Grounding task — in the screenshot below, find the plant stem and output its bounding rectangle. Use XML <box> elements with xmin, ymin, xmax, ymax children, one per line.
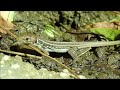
<box><xmin>28</xmin><ymin>44</ymin><xmax>80</xmax><ymax>79</ymax></box>
<box><xmin>0</xmin><ymin>49</ymin><xmax>42</xmax><ymax>60</ymax></box>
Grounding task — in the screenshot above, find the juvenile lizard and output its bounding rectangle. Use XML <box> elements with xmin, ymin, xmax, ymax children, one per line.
<box><xmin>34</xmin><ymin>38</ymin><xmax>120</xmax><ymax>53</ymax></box>
<box><xmin>16</xmin><ymin>33</ymin><xmax>120</xmax><ymax>59</ymax></box>
<box><xmin>33</xmin><ymin>38</ymin><xmax>120</xmax><ymax>60</ymax></box>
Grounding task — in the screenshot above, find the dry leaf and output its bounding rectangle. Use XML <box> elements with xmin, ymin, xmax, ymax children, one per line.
<box><xmin>0</xmin><ymin>14</ymin><xmax>15</xmax><ymax>34</ymax></box>
<box><xmin>86</xmin><ymin>21</ymin><xmax>120</xmax><ymax>30</ymax></box>
<box><xmin>0</xmin><ymin>11</ymin><xmax>14</xmax><ymax>22</ymax></box>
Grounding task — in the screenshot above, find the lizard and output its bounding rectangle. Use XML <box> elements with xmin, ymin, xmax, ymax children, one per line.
<box><xmin>16</xmin><ymin>32</ymin><xmax>120</xmax><ymax>59</ymax></box>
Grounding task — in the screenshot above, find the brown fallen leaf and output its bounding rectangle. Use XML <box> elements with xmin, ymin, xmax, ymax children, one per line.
<box><xmin>0</xmin><ymin>14</ymin><xmax>15</xmax><ymax>34</ymax></box>
<box><xmin>85</xmin><ymin>21</ymin><xmax>120</xmax><ymax>30</ymax></box>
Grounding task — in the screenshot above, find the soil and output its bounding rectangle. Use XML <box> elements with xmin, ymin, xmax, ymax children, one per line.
<box><xmin>0</xmin><ymin>11</ymin><xmax>120</xmax><ymax>79</ymax></box>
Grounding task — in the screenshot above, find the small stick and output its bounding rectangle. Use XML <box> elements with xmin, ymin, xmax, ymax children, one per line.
<box><xmin>1</xmin><ymin>26</ymin><xmax>80</xmax><ymax>79</ymax></box>
<box><xmin>0</xmin><ymin>26</ymin><xmax>17</xmax><ymax>39</ymax></box>
<box><xmin>0</xmin><ymin>49</ymin><xmax>42</xmax><ymax>60</ymax></box>
<box><xmin>28</xmin><ymin>44</ymin><xmax>80</xmax><ymax>79</ymax></box>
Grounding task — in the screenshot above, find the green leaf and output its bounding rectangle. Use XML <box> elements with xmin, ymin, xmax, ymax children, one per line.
<box><xmin>90</xmin><ymin>28</ymin><xmax>120</xmax><ymax>40</ymax></box>
<box><xmin>44</xmin><ymin>25</ymin><xmax>59</xmax><ymax>38</ymax></box>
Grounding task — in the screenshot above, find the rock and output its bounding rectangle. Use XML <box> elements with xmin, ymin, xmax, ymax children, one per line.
<box><xmin>0</xmin><ymin>53</ymin><xmax>85</xmax><ymax>79</ymax></box>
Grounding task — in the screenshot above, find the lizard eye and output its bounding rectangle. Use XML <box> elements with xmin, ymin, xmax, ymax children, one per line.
<box><xmin>25</xmin><ymin>37</ymin><xmax>29</xmax><ymax>41</ymax></box>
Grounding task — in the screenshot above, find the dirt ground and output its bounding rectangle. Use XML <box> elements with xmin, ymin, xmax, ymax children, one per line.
<box><xmin>0</xmin><ymin>11</ymin><xmax>120</xmax><ymax>79</ymax></box>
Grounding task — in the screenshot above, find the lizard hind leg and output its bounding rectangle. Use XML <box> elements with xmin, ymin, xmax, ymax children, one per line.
<box><xmin>68</xmin><ymin>47</ymin><xmax>91</xmax><ymax>61</ymax></box>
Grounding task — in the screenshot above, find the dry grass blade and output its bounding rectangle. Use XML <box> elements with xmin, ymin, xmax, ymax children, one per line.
<box><xmin>0</xmin><ymin>49</ymin><xmax>42</xmax><ymax>60</ymax></box>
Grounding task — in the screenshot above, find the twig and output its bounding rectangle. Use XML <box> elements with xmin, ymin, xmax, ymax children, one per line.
<box><xmin>0</xmin><ymin>26</ymin><xmax>17</xmax><ymax>39</ymax></box>
<box><xmin>1</xmin><ymin>26</ymin><xmax>80</xmax><ymax>79</ymax></box>
<box><xmin>0</xmin><ymin>49</ymin><xmax>42</xmax><ymax>60</ymax></box>
<box><xmin>28</xmin><ymin>44</ymin><xmax>80</xmax><ymax>79</ymax></box>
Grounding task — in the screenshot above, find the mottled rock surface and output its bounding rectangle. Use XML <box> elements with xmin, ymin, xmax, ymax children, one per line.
<box><xmin>0</xmin><ymin>53</ymin><xmax>85</xmax><ymax>79</ymax></box>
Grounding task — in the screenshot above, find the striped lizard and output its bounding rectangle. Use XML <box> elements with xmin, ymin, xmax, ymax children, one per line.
<box><xmin>16</xmin><ymin>33</ymin><xmax>120</xmax><ymax>59</ymax></box>
<box><xmin>34</xmin><ymin>38</ymin><xmax>120</xmax><ymax>59</ymax></box>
